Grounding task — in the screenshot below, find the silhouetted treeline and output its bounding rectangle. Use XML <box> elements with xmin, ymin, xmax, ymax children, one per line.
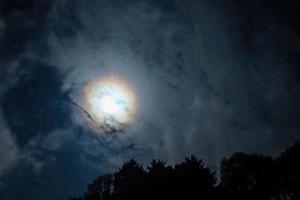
<box><xmin>70</xmin><ymin>142</ymin><xmax>300</xmax><ymax>200</ymax></box>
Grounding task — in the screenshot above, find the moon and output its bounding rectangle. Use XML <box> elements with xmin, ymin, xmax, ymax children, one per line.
<box><xmin>81</xmin><ymin>75</ymin><xmax>138</xmax><ymax>133</ymax></box>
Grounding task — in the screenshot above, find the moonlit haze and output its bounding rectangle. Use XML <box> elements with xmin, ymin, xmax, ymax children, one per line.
<box><xmin>81</xmin><ymin>76</ymin><xmax>138</xmax><ymax>133</ymax></box>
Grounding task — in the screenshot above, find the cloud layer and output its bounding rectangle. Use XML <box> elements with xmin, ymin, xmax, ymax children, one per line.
<box><xmin>0</xmin><ymin>0</ymin><xmax>300</xmax><ymax>199</ymax></box>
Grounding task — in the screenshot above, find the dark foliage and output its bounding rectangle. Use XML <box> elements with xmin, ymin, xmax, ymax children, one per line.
<box><xmin>71</xmin><ymin>143</ymin><xmax>300</xmax><ymax>200</ymax></box>
<box><xmin>220</xmin><ymin>153</ymin><xmax>275</xmax><ymax>200</ymax></box>
<box><xmin>273</xmin><ymin>142</ymin><xmax>300</xmax><ymax>200</ymax></box>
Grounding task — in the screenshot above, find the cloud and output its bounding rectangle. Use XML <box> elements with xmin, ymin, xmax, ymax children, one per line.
<box><xmin>0</xmin><ymin>121</ymin><xmax>19</xmax><ymax>176</ymax></box>
<box><xmin>0</xmin><ymin>16</ymin><xmax>4</xmax><ymax>39</ymax></box>
<box><xmin>1</xmin><ymin>0</ymin><xmax>299</xmax><ymax>173</ymax></box>
<box><xmin>0</xmin><ymin>0</ymin><xmax>300</xmax><ymax>199</ymax></box>
<box><xmin>0</xmin><ymin>62</ymin><xmax>22</xmax><ymax>176</ymax></box>
<box><xmin>39</xmin><ymin>0</ymin><xmax>300</xmax><ymax>168</ymax></box>
<box><xmin>42</xmin><ymin>0</ymin><xmax>189</xmax><ymax>159</ymax></box>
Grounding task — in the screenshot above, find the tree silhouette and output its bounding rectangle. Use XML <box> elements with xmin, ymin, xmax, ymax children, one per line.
<box><xmin>145</xmin><ymin>160</ymin><xmax>174</xmax><ymax>200</ymax></box>
<box><xmin>70</xmin><ymin>142</ymin><xmax>300</xmax><ymax>200</ymax></box>
<box><xmin>274</xmin><ymin>142</ymin><xmax>300</xmax><ymax>200</ymax></box>
<box><xmin>113</xmin><ymin>159</ymin><xmax>146</xmax><ymax>200</ymax></box>
<box><xmin>83</xmin><ymin>174</ymin><xmax>113</xmax><ymax>200</ymax></box>
<box><xmin>220</xmin><ymin>153</ymin><xmax>275</xmax><ymax>200</ymax></box>
<box><xmin>174</xmin><ymin>155</ymin><xmax>216</xmax><ymax>199</ymax></box>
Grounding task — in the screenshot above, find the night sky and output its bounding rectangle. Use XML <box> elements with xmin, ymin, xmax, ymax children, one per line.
<box><xmin>0</xmin><ymin>0</ymin><xmax>300</xmax><ymax>199</ymax></box>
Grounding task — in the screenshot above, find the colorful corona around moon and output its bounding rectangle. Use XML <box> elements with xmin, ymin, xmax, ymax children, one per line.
<box><xmin>80</xmin><ymin>75</ymin><xmax>138</xmax><ymax>133</ymax></box>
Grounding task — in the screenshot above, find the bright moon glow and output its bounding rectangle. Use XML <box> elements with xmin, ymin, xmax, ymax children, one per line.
<box><xmin>100</xmin><ymin>95</ymin><xmax>119</xmax><ymax>115</ymax></box>
<box><xmin>81</xmin><ymin>76</ymin><xmax>137</xmax><ymax>132</ymax></box>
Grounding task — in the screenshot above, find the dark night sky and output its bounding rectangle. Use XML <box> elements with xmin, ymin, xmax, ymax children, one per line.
<box><xmin>0</xmin><ymin>0</ymin><xmax>300</xmax><ymax>199</ymax></box>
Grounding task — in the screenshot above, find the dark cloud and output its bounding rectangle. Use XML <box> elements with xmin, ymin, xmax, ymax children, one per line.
<box><xmin>49</xmin><ymin>0</ymin><xmax>82</xmax><ymax>39</ymax></box>
<box><xmin>0</xmin><ymin>133</ymin><xmax>99</xmax><ymax>200</ymax></box>
<box><xmin>2</xmin><ymin>60</ymin><xmax>71</xmax><ymax>148</ymax></box>
<box><xmin>0</xmin><ymin>0</ymin><xmax>52</xmax><ymax>62</ymax></box>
